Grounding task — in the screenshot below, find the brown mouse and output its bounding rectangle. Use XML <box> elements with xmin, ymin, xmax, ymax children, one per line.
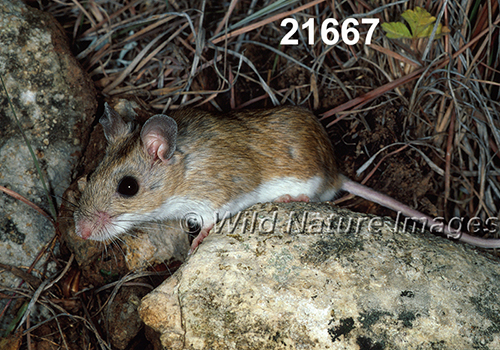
<box><xmin>73</xmin><ymin>104</ymin><xmax>500</xmax><ymax>251</ymax></box>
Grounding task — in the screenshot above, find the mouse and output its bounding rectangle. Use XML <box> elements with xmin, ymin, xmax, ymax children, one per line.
<box><xmin>73</xmin><ymin>103</ymin><xmax>500</xmax><ymax>252</ymax></box>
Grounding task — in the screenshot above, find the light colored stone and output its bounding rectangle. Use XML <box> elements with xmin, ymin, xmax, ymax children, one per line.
<box><xmin>120</xmin><ymin>220</ymin><xmax>190</xmax><ymax>270</ymax></box>
<box><xmin>140</xmin><ymin>202</ymin><xmax>500</xmax><ymax>349</ymax></box>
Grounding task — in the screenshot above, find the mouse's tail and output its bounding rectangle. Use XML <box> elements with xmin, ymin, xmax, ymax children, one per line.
<box><xmin>340</xmin><ymin>176</ymin><xmax>500</xmax><ymax>249</ymax></box>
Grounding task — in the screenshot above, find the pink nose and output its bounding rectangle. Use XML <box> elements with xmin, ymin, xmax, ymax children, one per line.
<box><xmin>76</xmin><ymin>219</ymin><xmax>93</xmax><ymax>240</ymax></box>
<box><xmin>75</xmin><ymin>211</ymin><xmax>111</xmax><ymax>240</ymax></box>
<box><xmin>81</xmin><ymin>226</ymin><xmax>93</xmax><ymax>240</ymax></box>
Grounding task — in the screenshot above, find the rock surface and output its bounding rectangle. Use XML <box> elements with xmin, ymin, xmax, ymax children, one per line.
<box><xmin>0</xmin><ymin>0</ymin><xmax>96</xmax><ymax>288</ymax></box>
<box><xmin>140</xmin><ymin>202</ymin><xmax>500</xmax><ymax>350</ymax></box>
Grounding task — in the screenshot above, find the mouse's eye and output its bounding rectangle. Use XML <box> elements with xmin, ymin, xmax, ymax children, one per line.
<box><xmin>117</xmin><ymin>176</ymin><xmax>139</xmax><ymax>197</ymax></box>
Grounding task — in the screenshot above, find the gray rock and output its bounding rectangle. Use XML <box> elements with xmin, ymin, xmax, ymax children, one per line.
<box><xmin>140</xmin><ymin>202</ymin><xmax>500</xmax><ymax>349</ymax></box>
<box><xmin>0</xmin><ymin>0</ymin><xmax>96</xmax><ymax>288</ymax></box>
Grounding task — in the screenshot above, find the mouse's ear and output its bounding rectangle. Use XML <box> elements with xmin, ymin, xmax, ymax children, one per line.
<box><xmin>100</xmin><ymin>103</ymin><xmax>134</xmax><ymax>143</ymax></box>
<box><xmin>140</xmin><ymin>114</ymin><xmax>178</xmax><ymax>163</ymax></box>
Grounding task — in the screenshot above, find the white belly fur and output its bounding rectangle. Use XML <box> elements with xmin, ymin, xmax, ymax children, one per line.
<box><xmin>218</xmin><ymin>175</ymin><xmax>338</xmax><ymax>221</ymax></box>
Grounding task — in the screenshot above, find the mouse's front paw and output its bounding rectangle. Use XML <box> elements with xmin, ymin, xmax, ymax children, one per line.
<box><xmin>188</xmin><ymin>223</ymin><xmax>214</xmax><ymax>255</ymax></box>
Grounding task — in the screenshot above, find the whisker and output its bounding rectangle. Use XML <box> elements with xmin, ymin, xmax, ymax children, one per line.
<box><xmin>54</xmin><ymin>194</ymin><xmax>80</xmax><ymax>209</ymax></box>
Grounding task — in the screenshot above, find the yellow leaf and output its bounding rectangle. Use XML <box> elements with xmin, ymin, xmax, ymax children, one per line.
<box><xmin>383</xmin><ymin>7</ymin><xmax>449</xmax><ymax>40</ymax></box>
<box><xmin>381</xmin><ymin>22</ymin><xmax>412</xmax><ymax>39</ymax></box>
<box><xmin>401</xmin><ymin>7</ymin><xmax>437</xmax><ymax>38</ymax></box>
